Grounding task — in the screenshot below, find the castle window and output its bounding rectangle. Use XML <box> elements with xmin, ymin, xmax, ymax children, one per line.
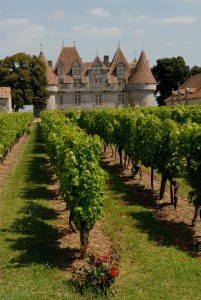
<box><xmin>118</xmin><ymin>78</ymin><xmax>125</xmax><ymax>85</ymax></box>
<box><xmin>60</xmin><ymin>94</ymin><xmax>63</xmax><ymax>105</ymax></box>
<box><xmin>57</xmin><ymin>62</ymin><xmax>64</xmax><ymax>75</ymax></box>
<box><xmin>96</xmin><ymin>92</ymin><xmax>102</xmax><ymax>104</ymax></box>
<box><xmin>94</xmin><ymin>66</ymin><xmax>101</xmax><ymax>75</ymax></box>
<box><xmin>118</xmin><ymin>92</ymin><xmax>125</xmax><ymax>103</ymax></box>
<box><xmin>95</xmin><ymin>78</ymin><xmax>102</xmax><ymax>84</ymax></box>
<box><xmin>72</xmin><ymin>61</ymin><xmax>80</xmax><ymax>76</ymax></box>
<box><xmin>74</xmin><ymin>91</ymin><xmax>81</xmax><ymax>105</ymax></box>
<box><xmin>74</xmin><ymin>79</ymin><xmax>81</xmax><ymax>87</ymax></box>
<box><xmin>116</xmin><ymin>63</ymin><xmax>125</xmax><ymax>76</ymax></box>
<box><xmin>93</xmin><ymin>61</ymin><xmax>102</xmax><ymax>75</ymax></box>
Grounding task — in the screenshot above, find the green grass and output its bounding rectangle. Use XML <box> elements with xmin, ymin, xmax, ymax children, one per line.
<box><xmin>141</xmin><ymin>165</ymin><xmax>192</xmax><ymax>199</ymax></box>
<box><xmin>101</xmin><ymin>165</ymin><xmax>201</xmax><ymax>299</ymax></box>
<box><xmin>0</xmin><ymin>124</ymin><xmax>81</xmax><ymax>300</ymax></box>
<box><xmin>0</xmin><ymin>124</ymin><xmax>201</xmax><ymax>299</ymax></box>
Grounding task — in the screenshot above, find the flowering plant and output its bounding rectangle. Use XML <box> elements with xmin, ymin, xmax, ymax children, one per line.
<box><xmin>71</xmin><ymin>253</ymin><xmax>119</xmax><ymax>296</ymax></box>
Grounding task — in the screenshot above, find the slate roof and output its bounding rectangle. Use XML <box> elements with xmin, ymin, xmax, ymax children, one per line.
<box><xmin>128</xmin><ymin>50</ymin><xmax>156</xmax><ymax>84</ymax></box>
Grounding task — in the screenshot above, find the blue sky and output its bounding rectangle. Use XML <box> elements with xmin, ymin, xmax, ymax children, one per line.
<box><xmin>0</xmin><ymin>0</ymin><xmax>201</xmax><ymax>68</ymax></box>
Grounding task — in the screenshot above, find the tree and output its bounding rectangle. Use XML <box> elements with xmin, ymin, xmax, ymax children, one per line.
<box><xmin>152</xmin><ymin>56</ymin><xmax>189</xmax><ymax>106</ymax></box>
<box><xmin>0</xmin><ymin>52</ymin><xmax>49</xmax><ymax>111</ymax></box>
<box><xmin>189</xmin><ymin>65</ymin><xmax>201</xmax><ymax>76</ymax></box>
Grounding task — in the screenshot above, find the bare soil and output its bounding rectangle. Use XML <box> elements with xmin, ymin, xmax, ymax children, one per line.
<box><xmin>0</xmin><ymin>131</ymin><xmax>201</xmax><ymax>277</ymax></box>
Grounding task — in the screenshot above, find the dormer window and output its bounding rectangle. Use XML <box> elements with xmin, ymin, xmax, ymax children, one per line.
<box><xmin>116</xmin><ymin>63</ymin><xmax>125</xmax><ymax>76</ymax></box>
<box><xmin>93</xmin><ymin>61</ymin><xmax>102</xmax><ymax>75</ymax></box>
<box><xmin>57</xmin><ymin>62</ymin><xmax>64</xmax><ymax>75</ymax></box>
<box><xmin>72</xmin><ymin>61</ymin><xmax>80</xmax><ymax>76</ymax></box>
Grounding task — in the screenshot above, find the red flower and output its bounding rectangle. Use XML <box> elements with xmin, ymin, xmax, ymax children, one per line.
<box><xmin>110</xmin><ymin>266</ymin><xmax>119</xmax><ymax>277</ymax></box>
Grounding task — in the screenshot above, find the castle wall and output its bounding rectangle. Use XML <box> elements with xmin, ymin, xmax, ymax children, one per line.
<box><xmin>128</xmin><ymin>83</ymin><xmax>156</xmax><ymax>107</ymax></box>
<box><xmin>54</xmin><ymin>89</ymin><xmax>129</xmax><ymax>110</ymax></box>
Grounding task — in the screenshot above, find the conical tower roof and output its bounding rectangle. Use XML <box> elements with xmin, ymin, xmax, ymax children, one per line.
<box><xmin>128</xmin><ymin>50</ymin><xmax>156</xmax><ymax>84</ymax></box>
<box><xmin>39</xmin><ymin>51</ymin><xmax>58</xmax><ymax>85</ymax></box>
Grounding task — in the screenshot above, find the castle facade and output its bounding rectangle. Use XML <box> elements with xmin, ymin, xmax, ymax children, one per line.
<box><xmin>39</xmin><ymin>46</ymin><xmax>156</xmax><ymax>111</ymax></box>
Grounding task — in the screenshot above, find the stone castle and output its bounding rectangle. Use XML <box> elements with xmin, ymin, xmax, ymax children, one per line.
<box><xmin>39</xmin><ymin>46</ymin><xmax>157</xmax><ymax>111</ymax></box>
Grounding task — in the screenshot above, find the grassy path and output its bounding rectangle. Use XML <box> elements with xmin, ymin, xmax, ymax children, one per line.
<box><xmin>101</xmin><ymin>159</ymin><xmax>201</xmax><ymax>300</ymax></box>
<box><xmin>0</xmin><ymin>122</ymin><xmax>201</xmax><ymax>299</ymax></box>
<box><xmin>0</xmin><ymin>124</ymin><xmax>80</xmax><ymax>300</ymax></box>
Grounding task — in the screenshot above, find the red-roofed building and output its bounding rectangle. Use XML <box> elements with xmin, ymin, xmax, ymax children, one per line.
<box><xmin>165</xmin><ymin>74</ymin><xmax>201</xmax><ymax>106</ymax></box>
<box><xmin>40</xmin><ymin>45</ymin><xmax>156</xmax><ymax>110</ymax></box>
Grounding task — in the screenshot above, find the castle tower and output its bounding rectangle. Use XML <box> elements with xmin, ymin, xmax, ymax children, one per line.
<box><xmin>127</xmin><ymin>50</ymin><xmax>156</xmax><ymax>106</ymax></box>
<box><xmin>38</xmin><ymin>51</ymin><xmax>58</xmax><ymax>111</ymax></box>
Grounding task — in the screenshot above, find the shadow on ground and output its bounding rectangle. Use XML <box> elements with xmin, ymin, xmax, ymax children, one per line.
<box><xmin>100</xmin><ymin>153</ymin><xmax>197</xmax><ymax>256</ymax></box>
<box><xmin>5</xmin><ymin>123</ymin><xmax>80</xmax><ymax>270</ymax></box>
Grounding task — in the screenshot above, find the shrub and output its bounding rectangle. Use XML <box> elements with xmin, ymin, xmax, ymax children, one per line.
<box><xmin>71</xmin><ymin>254</ymin><xmax>119</xmax><ymax>296</ymax></box>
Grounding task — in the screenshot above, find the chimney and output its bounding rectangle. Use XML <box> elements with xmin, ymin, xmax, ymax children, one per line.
<box><xmin>103</xmin><ymin>55</ymin><xmax>110</xmax><ymax>68</ymax></box>
<box><xmin>48</xmin><ymin>60</ymin><xmax>53</xmax><ymax>67</ymax></box>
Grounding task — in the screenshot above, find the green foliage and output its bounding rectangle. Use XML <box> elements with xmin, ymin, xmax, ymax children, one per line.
<box><xmin>40</xmin><ymin>111</ymin><xmax>105</xmax><ymax>253</ymax></box>
<box><xmin>71</xmin><ymin>254</ymin><xmax>119</xmax><ymax>296</ymax></box>
<box><xmin>73</xmin><ymin>106</ymin><xmax>201</xmax><ymax>211</ymax></box>
<box><xmin>0</xmin><ymin>112</ymin><xmax>33</xmax><ymax>159</ymax></box>
<box><xmin>189</xmin><ymin>65</ymin><xmax>201</xmax><ymax>76</ymax></box>
<box><xmin>180</xmin><ymin>122</ymin><xmax>201</xmax><ymax>207</ymax></box>
<box><xmin>0</xmin><ymin>52</ymin><xmax>49</xmax><ymax>111</ymax></box>
<box><xmin>152</xmin><ymin>56</ymin><xmax>190</xmax><ymax>105</ymax></box>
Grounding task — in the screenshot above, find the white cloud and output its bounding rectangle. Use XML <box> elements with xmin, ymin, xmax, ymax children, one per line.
<box><xmin>72</xmin><ymin>24</ymin><xmax>122</xmax><ymax>38</ymax></box>
<box><xmin>133</xmin><ymin>29</ymin><xmax>149</xmax><ymax>36</ymax></box>
<box><xmin>20</xmin><ymin>24</ymin><xmax>54</xmax><ymax>40</ymax></box>
<box><xmin>123</xmin><ymin>12</ymin><xmax>150</xmax><ymax>23</ymax></box>
<box><xmin>135</xmin><ymin>15</ymin><xmax>150</xmax><ymax>23</ymax></box>
<box><xmin>88</xmin><ymin>8</ymin><xmax>111</xmax><ymax>18</ymax></box>
<box><xmin>47</xmin><ymin>10</ymin><xmax>66</xmax><ymax>21</ymax></box>
<box><xmin>0</xmin><ymin>18</ymin><xmax>30</xmax><ymax>28</ymax></box>
<box><xmin>0</xmin><ymin>18</ymin><xmax>55</xmax><ymax>58</ymax></box>
<box><xmin>0</xmin><ymin>18</ymin><xmax>54</xmax><ymax>39</ymax></box>
<box><xmin>151</xmin><ymin>16</ymin><xmax>196</xmax><ymax>24</ymax></box>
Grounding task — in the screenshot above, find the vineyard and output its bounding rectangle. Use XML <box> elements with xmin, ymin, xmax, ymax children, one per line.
<box><xmin>61</xmin><ymin>105</ymin><xmax>201</xmax><ymax>226</ymax></box>
<box><xmin>0</xmin><ymin>108</ymin><xmax>201</xmax><ymax>299</ymax></box>
<box><xmin>0</xmin><ymin>112</ymin><xmax>33</xmax><ymax>161</ymax></box>
<box><xmin>40</xmin><ymin>110</ymin><xmax>105</xmax><ymax>257</ymax></box>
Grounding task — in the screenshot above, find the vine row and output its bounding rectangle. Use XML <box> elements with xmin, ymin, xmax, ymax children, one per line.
<box><xmin>63</xmin><ymin>106</ymin><xmax>201</xmax><ymax>226</ymax></box>
<box><xmin>0</xmin><ymin>112</ymin><xmax>33</xmax><ymax>161</ymax></box>
<box><xmin>40</xmin><ymin>110</ymin><xmax>105</xmax><ymax>256</ymax></box>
